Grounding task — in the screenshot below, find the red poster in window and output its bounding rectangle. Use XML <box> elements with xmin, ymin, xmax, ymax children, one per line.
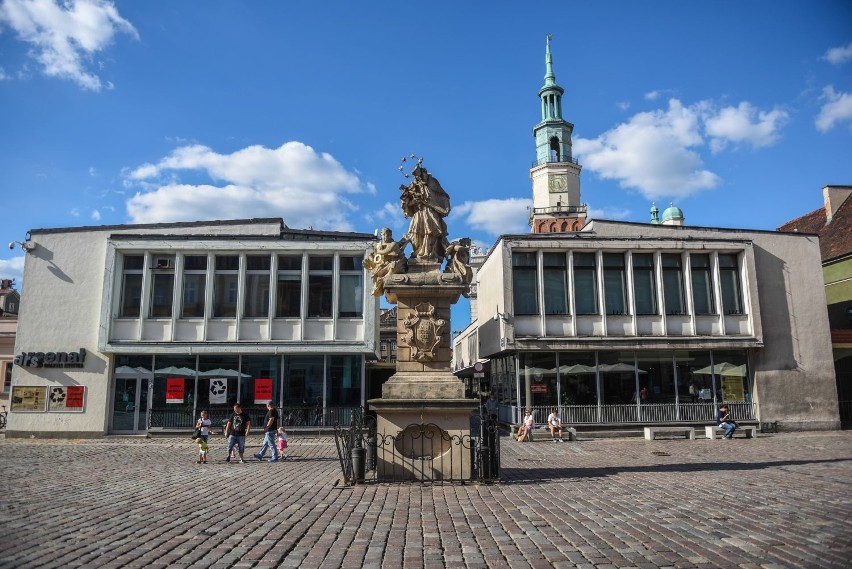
<box><xmin>66</xmin><ymin>386</ymin><xmax>85</xmax><ymax>409</ymax></box>
<box><xmin>530</xmin><ymin>384</ymin><xmax>548</xmax><ymax>393</ymax></box>
<box><xmin>254</xmin><ymin>378</ymin><xmax>273</xmax><ymax>404</ymax></box>
<box><xmin>166</xmin><ymin>377</ymin><xmax>184</xmax><ymax>403</ymax></box>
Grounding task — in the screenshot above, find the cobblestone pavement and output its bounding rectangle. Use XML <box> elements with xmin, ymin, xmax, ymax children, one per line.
<box><xmin>0</xmin><ymin>431</ymin><xmax>850</xmax><ymax>569</ymax></box>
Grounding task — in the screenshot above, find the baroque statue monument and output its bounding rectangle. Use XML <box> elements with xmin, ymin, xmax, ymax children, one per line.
<box><xmin>365</xmin><ymin>156</ymin><xmax>476</xmax><ymax>480</ymax></box>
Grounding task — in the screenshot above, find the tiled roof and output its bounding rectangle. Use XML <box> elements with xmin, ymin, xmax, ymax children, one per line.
<box><xmin>778</xmin><ymin>194</ymin><xmax>852</xmax><ymax>262</ymax></box>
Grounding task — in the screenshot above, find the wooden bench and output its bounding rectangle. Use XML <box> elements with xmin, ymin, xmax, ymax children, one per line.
<box><xmin>644</xmin><ymin>426</ymin><xmax>695</xmax><ymax>440</ymax></box>
<box><xmin>705</xmin><ymin>425</ymin><xmax>758</xmax><ymax>439</ymax></box>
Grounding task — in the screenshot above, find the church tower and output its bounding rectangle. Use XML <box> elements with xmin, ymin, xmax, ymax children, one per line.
<box><xmin>529</xmin><ymin>35</ymin><xmax>586</xmax><ymax>233</ymax></box>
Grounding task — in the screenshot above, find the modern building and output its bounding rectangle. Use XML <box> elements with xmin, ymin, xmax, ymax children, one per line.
<box><xmin>0</xmin><ymin>279</ymin><xmax>19</xmax><ymax>408</ymax></box>
<box><xmin>6</xmin><ymin>219</ymin><xmax>379</xmax><ymax>437</ymax></box>
<box><xmin>778</xmin><ymin>185</ymin><xmax>852</xmax><ymax>426</ymax></box>
<box><xmin>365</xmin><ymin>307</ymin><xmax>397</xmax><ymax>401</ymax></box>
<box><xmin>452</xmin><ymin>38</ymin><xmax>839</xmax><ymax>432</ymax></box>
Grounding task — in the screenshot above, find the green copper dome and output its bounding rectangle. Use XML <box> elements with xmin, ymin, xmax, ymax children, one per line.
<box><xmin>661</xmin><ymin>203</ymin><xmax>684</xmax><ymax>221</ymax></box>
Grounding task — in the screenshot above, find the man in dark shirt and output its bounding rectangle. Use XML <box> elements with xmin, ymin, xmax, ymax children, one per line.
<box><xmin>224</xmin><ymin>404</ymin><xmax>251</xmax><ymax>463</ymax></box>
<box><xmin>716</xmin><ymin>404</ymin><xmax>738</xmax><ymax>439</ymax></box>
<box><xmin>254</xmin><ymin>401</ymin><xmax>280</xmax><ymax>463</ymax></box>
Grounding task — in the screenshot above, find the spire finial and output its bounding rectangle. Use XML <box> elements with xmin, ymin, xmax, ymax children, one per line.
<box><xmin>544</xmin><ymin>33</ymin><xmax>556</xmax><ymax>86</ymax></box>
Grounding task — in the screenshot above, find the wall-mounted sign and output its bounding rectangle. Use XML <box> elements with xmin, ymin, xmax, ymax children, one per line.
<box><xmin>47</xmin><ymin>386</ymin><xmax>86</xmax><ymax>412</ymax></box>
<box><xmin>530</xmin><ymin>384</ymin><xmax>548</xmax><ymax>394</ymax></box>
<box><xmin>13</xmin><ymin>349</ymin><xmax>86</xmax><ymax>369</ymax></box>
<box><xmin>254</xmin><ymin>378</ymin><xmax>273</xmax><ymax>404</ymax></box>
<box><xmin>209</xmin><ymin>378</ymin><xmax>227</xmax><ymax>405</ymax></box>
<box><xmin>166</xmin><ymin>377</ymin><xmax>184</xmax><ymax>404</ymax></box>
<box><xmin>10</xmin><ymin>386</ymin><xmax>47</xmax><ymax>412</ymax></box>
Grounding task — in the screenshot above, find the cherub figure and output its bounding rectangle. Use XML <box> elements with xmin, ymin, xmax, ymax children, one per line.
<box><xmin>364</xmin><ymin>227</ymin><xmax>405</xmax><ymax>296</ymax></box>
<box><xmin>444</xmin><ymin>237</ymin><xmax>474</xmax><ymax>296</ymax></box>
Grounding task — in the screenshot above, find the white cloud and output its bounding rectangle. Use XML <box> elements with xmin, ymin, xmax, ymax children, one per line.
<box><xmin>823</xmin><ymin>42</ymin><xmax>852</xmax><ymax>65</ymax></box>
<box><xmin>125</xmin><ymin>141</ymin><xmax>369</xmax><ymax>231</ymax></box>
<box><xmin>587</xmin><ymin>207</ymin><xmax>631</xmax><ymax>221</ymax></box>
<box><xmin>452</xmin><ymin>198</ymin><xmax>532</xmax><ymax>236</ymax></box>
<box><xmin>815</xmin><ymin>85</ymin><xmax>852</xmax><ymax>132</ymax></box>
<box><xmin>645</xmin><ymin>91</ymin><xmax>662</xmax><ymax>101</ymax></box>
<box><xmin>0</xmin><ymin>0</ymin><xmax>137</xmax><ymax>91</ymax></box>
<box><xmin>88</xmin><ymin>166</ymin><xmax>98</xmax><ymax>176</ymax></box>
<box><xmin>616</xmin><ymin>101</ymin><xmax>630</xmax><ymax>111</ymax></box>
<box><xmin>704</xmin><ymin>102</ymin><xmax>788</xmax><ymax>152</ymax></box>
<box><xmin>0</xmin><ymin>66</ymin><xmax>9</xmax><ymax>80</ymax></box>
<box><xmin>91</xmin><ymin>209</ymin><xmax>101</xmax><ymax>220</ymax></box>
<box><xmin>69</xmin><ymin>207</ymin><xmax>80</xmax><ymax>216</ymax></box>
<box><xmin>574</xmin><ymin>99</ymin><xmax>720</xmax><ymax>200</ymax></box>
<box><xmin>0</xmin><ymin>256</ymin><xmax>25</xmax><ymax>285</ymax></box>
<box><xmin>365</xmin><ymin>202</ymin><xmax>405</xmax><ymax>232</ymax></box>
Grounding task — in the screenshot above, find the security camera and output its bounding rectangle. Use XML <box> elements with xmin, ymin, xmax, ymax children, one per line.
<box><xmin>8</xmin><ymin>242</ymin><xmax>14</xmax><ymax>250</ymax></box>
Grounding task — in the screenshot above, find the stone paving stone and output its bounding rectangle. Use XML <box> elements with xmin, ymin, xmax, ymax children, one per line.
<box><xmin>0</xmin><ymin>432</ymin><xmax>851</xmax><ymax>567</ymax></box>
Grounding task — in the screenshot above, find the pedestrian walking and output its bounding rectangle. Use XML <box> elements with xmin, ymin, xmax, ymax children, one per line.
<box><xmin>254</xmin><ymin>402</ymin><xmax>280</xmax><ymax>463</ymax></box>
<box><xmin>224</xmin><ymin>404</ymin><xmax>251</xmax><ymax>463</ymax></box>
<box><xmin>195</xmin><ymin>409</ymin><xmax>212</xmax><ymax>443</ymax></box>
<box><xmin>277</xmin><ymin>427</ymin><xmax>288</xmax><ymax>460</ymax></box>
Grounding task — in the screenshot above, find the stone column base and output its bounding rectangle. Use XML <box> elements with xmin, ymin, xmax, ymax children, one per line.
<box><xmin>368</xmin><ymin>398</ymin><xmax>477</xmax><ymax>481</ymax></box>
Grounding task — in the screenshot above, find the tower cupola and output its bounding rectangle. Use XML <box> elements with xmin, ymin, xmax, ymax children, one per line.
<box><xmin>529</xmin><ymin>34</ymin><xmax>586</xmax><ymax>233</ymax></box>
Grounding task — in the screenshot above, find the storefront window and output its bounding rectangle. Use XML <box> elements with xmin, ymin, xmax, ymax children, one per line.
<box><xmin>197</xmin><ymin>355</ymin><xmax>239</xmax><ymax>415</ymax></box>
<box><xmin>543</xmin><ymin>253</ymin><xmax>568</xmax><ymax>315</ymax></box>
<box><xmin>676</xmin><ymin>351</ymin><xmax>714</xmax><ymax>403</ymax></box>
<box><xmin>338</xmin><ymin>256</ymin><xmax>363</xmax><ymax>318</ymax></box>
<box><xmin>328</xmin><ymin>355</ymin><xmax>362</xmax><ymax>406</ymax></box>
<box><xmin>213</xmin><ymin>255</ymin><xmax>239</xmax><ymax>318</ymax></box>
<box><xmin>283</xmin><ymin>355</ymin><xmax>324</xmax><ymax>407</ymax></box>
<box><xmin>520</xmin><ymin>352</ymin><xmax>556</xmax><ymax>409</ymax></box>
<box><xmin>276</xmin><ymin>254</ymin><xmax>302</xmax><ymax>318</ymax></box>
<box><xmin>637</xmin><ymin>351</ymin><xmax>677</xmax><ymax>404</ymax></box>
<box><xmin>598</xmin><ymin>351</ymin><xmax>638</xmax><ymax>405</ymax></box>
<box><xmin>512</xmin><ymin>252</ymin><xmax>538</xmax><ymax>315</ymax></box>
<box><xmin>308</xmin><ymin>256</ymin><xmax>333</xmax><ymax>318</ymax></box>
<box><xmin>241</xmin><ymin>355</ymin><xmax>280</xmax><ymax>407</ymax></box>
<box><xmin>632</xmin><ymin>253</ymin><xmax>657</xmax><ymax>315</ymax></box>
<box><xmin>690</xmin><ymin>254</ymin><xmax>714</xmax><ymax>315</ymax></box>
<box><xmin>558</xmin><ymin>352</ymin><xmax>597</xmax><ymax>405</ymax></box>
<box><xmin>662</xmin><ymin>253</ymin><xmax>685</xmax><ymax>315</ymax></box>
<box><xmin>119</xmin><ymin>255</ymin><xmax>144</xmax><ymax>317</ymax></box>
<box><xmin>492</xmin><ymin>355</ymin><xmax>517</xmax><ymax>407</ymax></box>
<box><xmin>603</xmin><ymin>253</ymin><xmax>626</xmax><ymax>315</ymax></box>
<box><xmin>181</xmin><ymin>255</ymin><xmax>207</xmax><ymax>318</ymax></box>
<box><xmin>719</xmin><ymin>254</ymin><xmax>743</xmax><ymax>315</ymax></box>
<box><xmin>711</xmin><ymin>350</ymin><xmax>750</xmax><ymax>402</ymax></box>
<box><xmin>244</xmin><ymin>255</ymin><xmax>271</xmax><ymax>318</ymax></box>
<box><xmin>152</xmin><ymin>355</ymin><xmax>197</xmax><ymax>427</ymax></box>
<box><xmin>573</xmin><ymin>252</ymin><xmax>598</xmax><ymax>315</ymax></box>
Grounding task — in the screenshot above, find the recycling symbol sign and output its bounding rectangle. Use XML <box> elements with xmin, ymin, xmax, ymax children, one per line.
<box><xmin>209</xmin><ymin>379</ymin><xmax>227</xmax><ymax>404</ymax></box>
<box><xmin>50</xmin><ymin>387</ymin><xmax>66</xmax><ymax>403</ymax></box>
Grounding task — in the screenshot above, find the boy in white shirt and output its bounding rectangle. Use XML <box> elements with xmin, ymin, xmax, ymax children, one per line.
<box><xmin>547</xmin><ymin>408</ymin><xmax>565</xmax><ymax>442</ymax></box>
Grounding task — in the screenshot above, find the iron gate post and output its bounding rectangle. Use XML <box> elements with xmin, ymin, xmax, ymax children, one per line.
<box><xmin>351</xmin><ymin>437</ymin><xmax>365</xmax><ymax>483</ymax></box>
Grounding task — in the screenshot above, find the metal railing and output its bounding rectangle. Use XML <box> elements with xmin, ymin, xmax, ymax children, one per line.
<box><xmin>506</xmin><ymin>401</ymin><xmax>757</xmax><ymax>426</ymax></box>
<box><xmin>148</xmin><ymin>405</ymin><xmax>360</xmax><ymax>430</ymax></box>
<box><xmin>532</xmin><ymin>156</ymin><xmax>579</xmax><ymax>167</ymax></box>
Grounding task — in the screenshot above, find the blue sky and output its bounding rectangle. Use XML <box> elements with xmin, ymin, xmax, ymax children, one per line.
<box><xmin>1</xmin><ymin>0</ymin><xmax>851</xmax><ymax>333</ymax></box>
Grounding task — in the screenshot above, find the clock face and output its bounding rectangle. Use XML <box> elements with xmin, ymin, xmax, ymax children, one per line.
<box><xmin>548</xmin><ymin>174</ymin><xmax>567</xmax><ymax>193</ymax></box>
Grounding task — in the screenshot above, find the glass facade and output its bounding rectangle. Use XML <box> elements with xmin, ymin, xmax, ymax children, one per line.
<box><xmin>119</xmin><ymin>255</ymin><xmax>144</xmax><ymax>317</ymax></box>
<box><xmin>573</xmin><ymin>252</ymin><xmax>598</xmax><ymax>314</ymax></box>
<box><xmin>512</xmin><ymin>252</ymin><xmax>538</xmax><ymax>315</ymax></box>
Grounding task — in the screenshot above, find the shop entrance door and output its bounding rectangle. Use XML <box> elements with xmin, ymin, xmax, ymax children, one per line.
<box><xmin>112</xmin><ymin>376</ymin><xmax>150</xmax><ymax>433</ymax></box>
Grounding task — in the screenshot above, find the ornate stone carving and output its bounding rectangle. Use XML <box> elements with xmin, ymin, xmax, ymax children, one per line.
<box><xmin>399</xmin><ymin>163</ymin><xmax>450</xmax><ymax>263</ymax></box>
<box><xmin>444</xmin><ymin>237</ymin><xmax>473</xmax><ymax>296</ymax></box>
<box><xmin>364</xmin><ymin>227</ymin><xmax>406</xmax><ymax>296</ymax></box>
<box><xmin>402</xmin><ymin>302</ymin><xmax>446</xmax><ymax>362</ymax></box>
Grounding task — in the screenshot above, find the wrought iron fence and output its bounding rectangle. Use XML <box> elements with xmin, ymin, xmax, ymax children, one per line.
<box><xmin>148</xmin><ymin>405</ymin><xmax>359</xmax><ymax>430</ymax></box>
<box><xmin>514</xmin><ymin>401</ymin><xmax>756</xmax><ymax>427</ymax></box>
<box><xmin>333</xmin><ymin>408</ymin><xmax>500</xmax><ymax>484</ymax></box>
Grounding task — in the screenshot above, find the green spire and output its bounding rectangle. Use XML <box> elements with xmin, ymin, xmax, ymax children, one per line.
<box><xmin>544</xmin><ymin>33</ymin><xmax>556</xmax><ymax>87</ymax></box>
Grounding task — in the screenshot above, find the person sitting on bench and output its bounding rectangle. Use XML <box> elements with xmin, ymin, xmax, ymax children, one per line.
<box><xmin>517</xmin><ymin>410</ymin><xmax>534</xmax><ymax>441</ymax></box>
<box><xmin>716</xmin><ymin>404</ymin><xmax>738</xmax><ymax>439</ymax></box>
<box><xmin>547</xmin><ymin>408</ymin><xmax>565</xmax><ymax>442</ymax></box>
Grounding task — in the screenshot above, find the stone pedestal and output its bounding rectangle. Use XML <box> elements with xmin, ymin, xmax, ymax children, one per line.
<box><xmin>368</xmin><ymin>259</ymin><xmax>477</xmax><ymax>481</ymax></box>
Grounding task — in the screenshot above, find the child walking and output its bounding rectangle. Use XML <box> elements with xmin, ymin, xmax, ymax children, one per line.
<box><xmin>276</xmin><ymin>427</ymin><xmax>288</xmax><ymax>460</ymax></box>
<box><xmin>195</xmin><ymin>437</ymin><xmax>208</xmax><ymax>464</ymax></box>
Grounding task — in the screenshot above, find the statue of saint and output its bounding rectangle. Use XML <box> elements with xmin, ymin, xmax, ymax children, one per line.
<box><xmin>444</xmin><ymin>237</ymin><xmax>474</xmax><ymax>295</ymax></box>
<box><xmin>364</xmin><ymin>227</ymin><xmax>405</xmax><ymax>296</ymax></box>
<box><xmin>400</xmin><ymin>164</ymin><xmax>451</xmax><ymax>262</ymax></box>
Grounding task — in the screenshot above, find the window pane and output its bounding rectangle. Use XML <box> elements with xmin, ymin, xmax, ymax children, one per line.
<box><xmin>512</xmin><ymin>252</ymin><xmax>538</xmax><ymax>315</ymax></box>
<box><xmin>632</xmin><ymin>253</ymin><xmax>656</xmax><ymax>315</ymax></box>
<box><xmin>124</xmin><ymin>255</ymin><xmax>144</xmax><ymax>270</ymax></box>
<box><xmin>276</xmin><ymin>275</ymin><xmax>301</xmax><ymax>317</ymax></box>
<box><xmin>245</xmin><ymin>273</ymin><xmax>270</xmax><ymax>317</ymax></box>
<box><xmin>184</xmin><ymin>255</ymin><xmax>207</xmax><ymax>271</ymax></box>
<box><xmin>603</xmin><ymin>253</ymin><xmax>626</xmax><ymax>314</ymax></box>
<box><xmin>309</xmin><ymin>256</ymin><xmax>333</xmax><ymax>271</ymax></box>
<box><xmin>573</xmin><ymin>253</ymin><xmax>597</xmax><ymax>314</ymax></box>
<box><xmin>214</xmin><ymin>274</ymin><xmax>238</xmax><ymax>317</ymax></box>
<box><xmin>308</xmin><ymin>274</ymin><xmax>333</xmax><ymax>317</ymax></box>
<box><xmin>719</xmin><ymin>254</ymin><xmax>743</xmax><ymax>314</ymax></box>
<box><xmin>120</xmin><ymin>273</ymin><xmax>142</xmax><ymax>317</ymax></box>
<box><xmin>278</xmin><ymin>255</ymin><xmax>302</xmax><ymax>271</ymax></box>
<box><xmin>690</xmin><ymin>254</ymin><xmax>714</xmax><ymax>314</ymax></box>
<box><xmin>339</xmin><ymin>256</ymin><xmax>363</xmax><ymax>271</ymax></box>
<box><xmin>150</xmin><ymin>273</ymin><xmax>174</xmax><ymax>317</ymax></box>
<box><xmin>662</xmin><ymin>254</ymin><xmax>684</xmax><ymax>315</ymax></box>
<box><xmin>215</xmin><ymin>255</ymin><xmax>239</xmax><ymax>271</ymax></box>
<box><xmin>543</xmin><ymin>253</ymin><xmax>567</xmax><ymax>315</ymax></box>
<box><xmin>338</xmin><ymin>274</ymin><xmax>363</xmax><ymax>317</ymax></box>
<box><xmin>181</xmin><ymin>273</ymin><xmax>206</xmax><ymax>318</ymax></box>
<box><xmin>246</xmin><ymin>255</ymin><xmax>271</xmax><ymax>271</ymax></box>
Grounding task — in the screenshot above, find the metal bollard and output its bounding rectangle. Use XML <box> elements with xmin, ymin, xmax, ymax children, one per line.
<box><xmin>351</xmin><ymin>438</ymin><xmax>365</xmax><ymax>483</ymax></box>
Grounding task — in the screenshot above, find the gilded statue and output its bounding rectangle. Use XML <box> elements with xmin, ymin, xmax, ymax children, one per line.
<box><xmin>364</xmin><ymin>227</ymin><xmax>405</xmax><ymax>296</ymax></box>
<box><xmin>400</xmin><ymin>164</ymin><xmax>451</xmax><ymax>263</ymax></box>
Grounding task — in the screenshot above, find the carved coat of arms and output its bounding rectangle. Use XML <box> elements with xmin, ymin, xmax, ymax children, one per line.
<box><xmin>402</xmin><ymin>302</ymin><xmax>446</xmax><ymax>361</ymax></box>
